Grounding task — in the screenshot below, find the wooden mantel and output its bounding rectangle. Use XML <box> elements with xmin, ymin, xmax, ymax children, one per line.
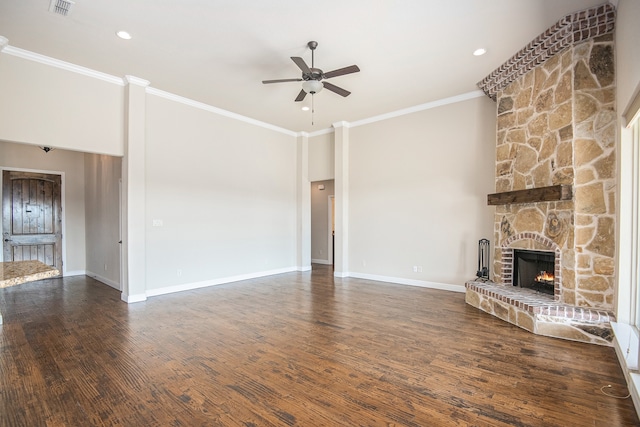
<box><xmin>487</xmin><ymin>185</ymin><xmax>572</xmax><ymax>206</ymax></box>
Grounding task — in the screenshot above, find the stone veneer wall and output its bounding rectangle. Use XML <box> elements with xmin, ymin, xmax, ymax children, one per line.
<box><xmin>493</xmin><ymin>34</ymin><xmax>616</xmax><ymax>310</ymax></box>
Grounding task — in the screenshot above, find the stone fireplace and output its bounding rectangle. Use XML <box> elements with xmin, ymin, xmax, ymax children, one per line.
<box><xmin>465</xmin><ymin>3</ymin><xmax>616</xmax><ymax>346</ymax></box>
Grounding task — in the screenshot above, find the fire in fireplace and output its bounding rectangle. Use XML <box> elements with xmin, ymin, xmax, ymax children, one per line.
<box><xmin>513</xmin><ymin>249</ymin><xmax>555</xmax><ymax>295</ymax></box>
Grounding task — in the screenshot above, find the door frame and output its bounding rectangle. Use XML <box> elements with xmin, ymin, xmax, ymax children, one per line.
<box><xmin>0</xmin><ymin>167</ymin><xmax>66</xmax><ymax>273</ymax></box>
<box><xmin>328</xmin><ymin>195</ymin><xmax>334</xmax><ymax>265</ymax></box>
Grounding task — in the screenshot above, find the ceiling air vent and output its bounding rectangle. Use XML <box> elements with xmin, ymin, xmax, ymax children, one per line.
<box><xmin>49</xmin><ymin>0</ymin><xmax>75</xmax><ymax>16</ymax></box>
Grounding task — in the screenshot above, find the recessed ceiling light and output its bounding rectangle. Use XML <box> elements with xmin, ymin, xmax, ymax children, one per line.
<box><xmin>473</xmin><ymin>48</ymin><xmax>487</xmax><ymax>56</ymax></box>
<box><xmin>116</xmin><ymin>31</ymin><xmax>132</xmax><ymax>40</ymax></box>
<box><xmin>301</xmin><ymin>106</ymin><xmax>310</xmax><ymax>111</ymax></box>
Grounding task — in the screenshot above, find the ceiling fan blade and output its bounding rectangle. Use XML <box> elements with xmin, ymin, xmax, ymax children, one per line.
<box><xmin>322</xmin><ymin>81</ymin><xmax>351</xmax><ymax>97</ymax></box>
<box><xmin>295</xmin><ymin>89</ymin><xmax>307</xmax><ymax>102</ymax></box>
<box><xmin>323</xmin><ymin>65</ymin><xmax>360</xmax><ymax>79</ymax></box>
<box><xmin>291</xmin><ymin>57</ymin><xmax>311</xmax><ymax>74</ymax></box>
<box><xmin>262</xmin><ymin>78</ymin><xmax>303</xmax><ymax>84</ymax></box>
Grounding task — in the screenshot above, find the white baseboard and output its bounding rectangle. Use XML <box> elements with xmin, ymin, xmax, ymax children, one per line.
<box><xmin>121</xmin><ymin>293</ymin><xmax>147</xmax><ymax>303</ymax></box>
<box><xmin>311</xmin><ymin>258</ymin><xmax>332</xmax><ymax>265</ymax></box>
<box><xmin>86</xmin><ymin>271</ymin><xmax>121</xmax><ymax>290</ymax></box>
<box><xmin>631</xmin><ymin>373</ymin><xmax>640</xmax><ymax>420</ymax></box>
<box><xmin>611</xmin><ymin>322</ymin><xmax>640</xmax><ymax>419</ymax></box>
<box><xmin>145</xmin><ymin>266</ymin><xmax>298</xmax><ymax>298</ymax></box>
<box><xmin>297</xmin><ymin>265</ymin><xmax>312</xmax><ymax>272</ymax></box>
<box><xmin>345</xmin><ymin>271</ymin><xmax>465</xmax><ymax>293</ymax></box>
<box><xmin>63</xmin><ymin>269</ymin><xmax>87</xmax><ymax>276</ymax></box>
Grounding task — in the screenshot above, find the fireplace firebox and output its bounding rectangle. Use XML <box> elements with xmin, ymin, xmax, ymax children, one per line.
<box><xmin>513</xmin><ymin>249</ymin><xmax>555</xmax><ymax>295</ymax></box>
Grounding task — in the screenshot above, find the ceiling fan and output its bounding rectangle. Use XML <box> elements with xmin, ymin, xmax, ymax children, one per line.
<box><xmin>262</xmin><ymin>41</ymin><xmax>360</xmax><ymax>102</ymax></box>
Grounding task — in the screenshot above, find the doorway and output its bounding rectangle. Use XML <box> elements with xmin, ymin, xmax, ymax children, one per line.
<box><xmin>2</xmin><ymin>170</ymin><xmax>63</xmax><ymax>272</ymax></box>
<box><xmin>310</xmin><ymin>180</ymin><xmax>335</xmax><ymax>265</ymax></box>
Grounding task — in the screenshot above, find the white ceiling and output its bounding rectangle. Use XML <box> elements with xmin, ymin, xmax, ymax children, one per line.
<box><xmin>0</xmin><ymin>0</ymin><xmax>608</xmax><ymax>133</ymax></box>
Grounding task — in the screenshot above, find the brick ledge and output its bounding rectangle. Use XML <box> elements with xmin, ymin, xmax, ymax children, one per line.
<box><xmin>465</xmin><ymin>280</ymin><xmax>615</xmax><ymax>323</ymax></box>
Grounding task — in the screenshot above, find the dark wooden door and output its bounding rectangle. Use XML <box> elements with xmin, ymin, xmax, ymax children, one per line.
<box><xmin>2</xmin><ymin>170</ymin><xmax>62</xmax><ymax>271</ymax></box>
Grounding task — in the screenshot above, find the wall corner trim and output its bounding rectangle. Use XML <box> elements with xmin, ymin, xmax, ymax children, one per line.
<box><xmin>124</xmin><ymin>75</ymin><xmax>150</xmax><ymax>87</ymax></box>
<box><xmin>121</xmin><ymin>292</ymin><xmax>147</xmax><ymax>303</ymax></box>
<box><xmin>332</xmin><ymin>121</ymin><xmax>351</xmax><ymax>129</ymax></box>
<box><xmin>0</xmin><ymin>36</ymin><xmax>8</xmax><ymax>52</ymax></box>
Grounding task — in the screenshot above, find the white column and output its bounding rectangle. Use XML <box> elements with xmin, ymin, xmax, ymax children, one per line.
<box><xmin>121</xmin><ymin>75</ymin><xmax>149</xmax><ymax>303</ymax></box>
<box><xmin>333</xmin><ymin>121</ymin><xmax>350</xmax><ymax>277</ymax></box>
<box><xmin>296</xmin><ymin>132</ymin><xmax>311</xmax><ymax>271</ymax></box>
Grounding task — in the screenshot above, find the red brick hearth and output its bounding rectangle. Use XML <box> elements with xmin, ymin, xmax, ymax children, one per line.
<box><xmin>465</xmin><ymin>280</ymin><xmax>614</xmax><ymax>345</ymax></box>
<box><xmin>467</xmin><ymin>281</ymin><xmax>611</xmax><ymax>321</ymax></box>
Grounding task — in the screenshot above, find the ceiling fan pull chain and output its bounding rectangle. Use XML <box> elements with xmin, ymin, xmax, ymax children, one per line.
<box><xmin>312</xmin><ymin>94</ymin><xmax>315</xmax><ymax>126</ymax></box>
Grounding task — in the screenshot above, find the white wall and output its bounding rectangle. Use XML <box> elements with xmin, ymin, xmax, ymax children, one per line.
<box><xmin>84</xmin><ymin>153</ymin><xmax>122</xmax><ymax>288</ymax></box>
<box><xmin>616</xmin><ymin>0</ymin><xmax>640</xmax><ymax>116</ymax></box>
<box><xmin>311</xmin><ymin>179</ymin><xmax>335</xmax><ymax>263</ymax></box>
<box><xmin>615</xmin><ymin>0</ymin><xmax>640</xmax><ymax>322</ymax></box>
<box><xmin>144</xmin><ymin>94</ymin><xmax>298</xmax><ymax>291</ymax></box>
<box><xmin>309</xmin><ymin>132</ymin><xmax>335</xmax><ymax>181</ymax></box>
<box><xmin>613</xmin><ymin>0</ymin><xmax>640</xmax><ymax>416</ymax></box>
<box><xmin>0</xmin><ymin>53</ymin><xmax>124</xmax><ymax>156</ymax></box>
<box><xmin>0</xmin><ymin>40</ymin><xmax>496</xmax><ymax>296</ymax></box>
<box><xmin>0</xmin><ymin>141</ymin><xmax>87</xmax><ymax>274</ymax></box>
<box><xmin>347</xmin><ymin>96</ymin><xmax>496</xmax><ymax>287</ymax></box>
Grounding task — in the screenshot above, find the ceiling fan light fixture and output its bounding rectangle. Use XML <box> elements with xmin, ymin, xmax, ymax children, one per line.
<box><xmin>302</xmin><ymin>80</ymin><xmax>323</xmax><ymax>94</ymax></box>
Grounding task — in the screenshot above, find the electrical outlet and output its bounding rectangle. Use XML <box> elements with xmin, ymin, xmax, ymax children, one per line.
<box><xmin>413</xmin><ymin>266</ymin><xmax>418</xmax><ymax>272</ymax></box>
<box><xmin>418</xmin><ymin>266</ymin><xmax>423</xmax><ymax>273</ymax></box>
<box><xmin>104</xmin><ymin>263</ymin><xmax>107</xmax><ymax>271</ymax></box>
<box><xmin>177</xmin><ymin>269</ymin><xmax>182</xmax><ymax>276</ymax></box>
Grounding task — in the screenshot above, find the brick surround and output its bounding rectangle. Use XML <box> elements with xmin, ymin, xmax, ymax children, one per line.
<box><xmin>478</xmin><ymin>3</ymin><xmax>616</xmax><ymax>100</ymax></box>
<box><xmin>499</xmin><ymin>233</ymin><xmax>561</xmax><ymax>298</ymax></box>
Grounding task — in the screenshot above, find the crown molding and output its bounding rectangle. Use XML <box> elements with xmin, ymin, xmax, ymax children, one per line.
<box><xmin>2</xmin><ymin>41</ymin><xmax>490</xmax><ymax>137</ymax></box>
<box><xmin>308</xmin><ymin>91</ymin><xmax>485</xmax><ymax>135</ymax></box>
<box><xmin>1</xmin><ymin>44</ymin><xmax>124</xmax><ymax>86</ymax></box>
<box><xmin>145</xmin><ymin>87</ymin><xmax>298</xmax><ymax>137</ymax></box>
<box><xmin>350</xmin><ymin>90</ymin><xmax>485</xmax><ymax>128</ymax></box>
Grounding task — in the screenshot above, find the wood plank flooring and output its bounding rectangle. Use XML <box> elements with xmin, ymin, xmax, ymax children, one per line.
<box><xmin>0</xmin><ymin>265</ymin><xmax>638</xmax><ymax>426</ymax></box>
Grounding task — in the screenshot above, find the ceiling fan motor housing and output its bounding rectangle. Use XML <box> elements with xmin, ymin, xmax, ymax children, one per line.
<box><xmin>304</xmin><ymin>68</ymin><xmax>324</xmax><ymax>81</ymax></box>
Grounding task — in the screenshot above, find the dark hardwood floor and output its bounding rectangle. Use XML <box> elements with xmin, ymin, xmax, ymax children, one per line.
<box><xmin>0</xmin><ymin>264</ymin><xmax>638</xmax><ymax>426</ymax></box>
